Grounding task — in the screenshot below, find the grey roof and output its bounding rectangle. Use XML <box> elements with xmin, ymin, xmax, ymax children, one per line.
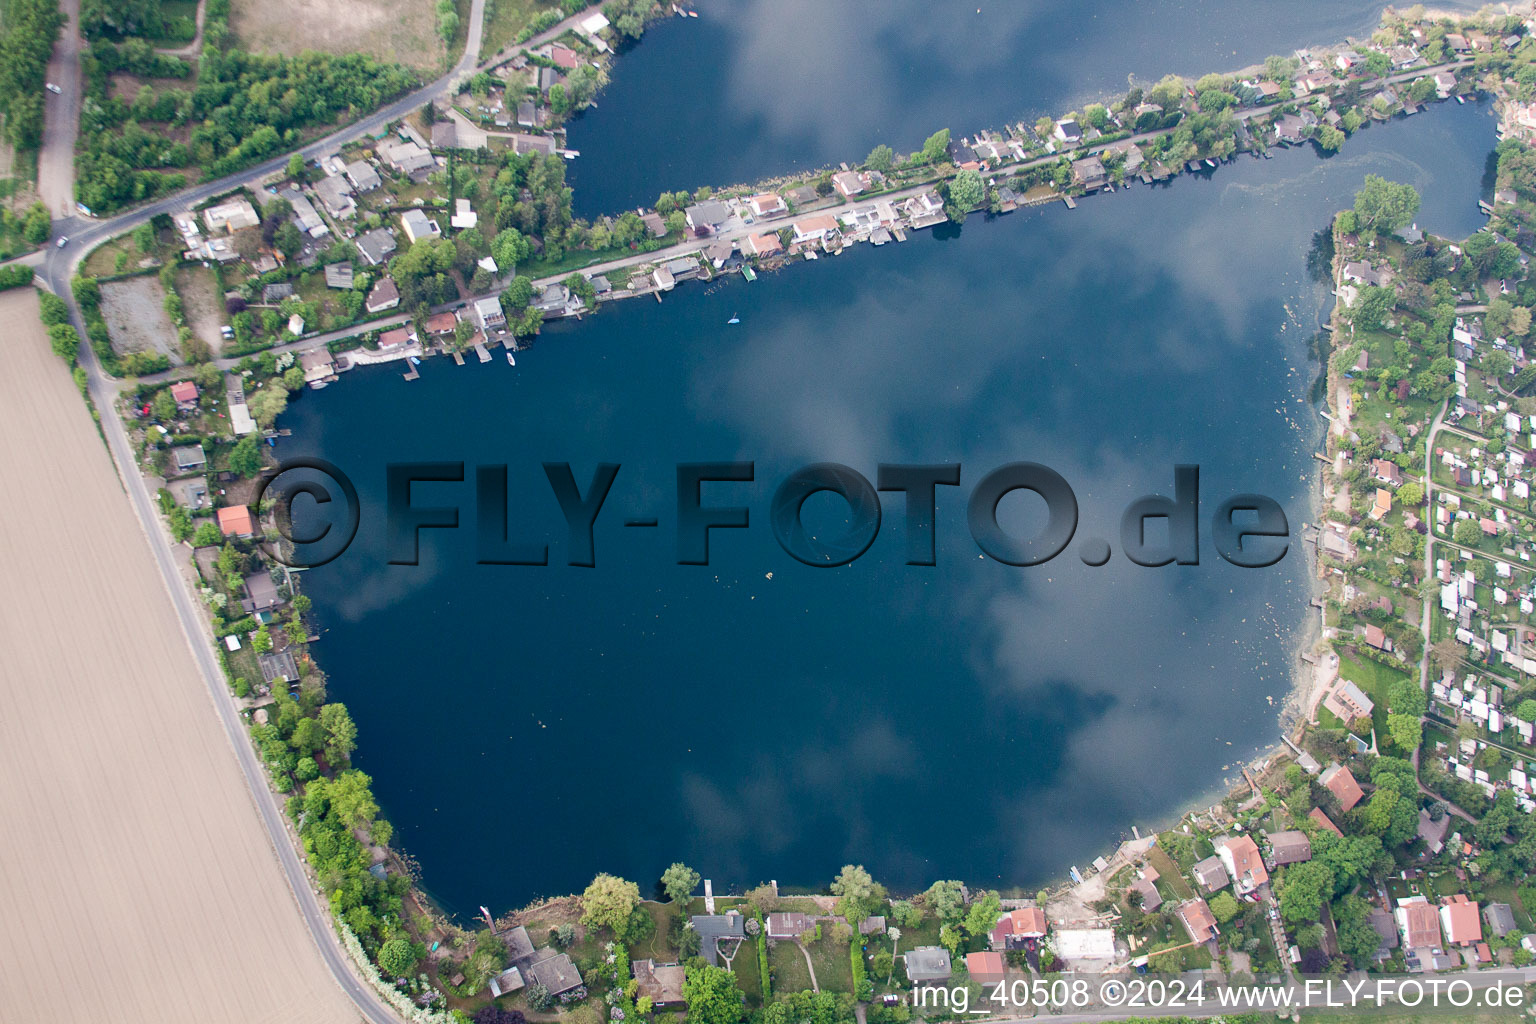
<box><xmin>258</xmin><ymin>649</ymin><xmax>299</xmax><ymax>685</ymax></box>
<box><xmin>502</xmin><ymin>924</ymin><xmax>535</xmax><ymax>962</ymax></box>
<box><xmin>314</xmin><ymin>175</ymin><xmax>354</xmax><ymax>216</ymax></box>
<box><xmin>526</xmin><ymin>952</ymin><xmax>582</xmax><ymax>995</ymax></box>
<box><xmin>262</xmin><ymin>282</ymin><xmax>295</xmax><ymax>303</ymax></box>
<box><xmin>1192</xmin><ymin>855</ymin><xmax>1230</xmax><ymax>892</ymax></box>
<box><xmin>323</xmin><ymin>263</ymin><xmax>354</xmax><ymax>288</ymax></box>
<box><xmin>241</xmin><ymin>572</ymin><xmax>284</xmax><ymax>614</ymax></box>
<box><xmin>400</xmin><ymin>208</ymin><xmax>438</xmax><ymax>241</ymax></box>
<box><xmin>344</xmin><ymin>160</ymin><xmax>382</xmax><ymax>191</ymax></box>
<box><xmin>685</xmin><ymin>200</ymin><xmax>731</xmax><ymax>229</ymax></box>
<box><xmin>356</xmin><ymin>228</ymin><xmax>397</xmax><ymax>265</ymax></box>
<box><xmin>1485</xmin><ymin>902</ymin><xmax>1517</xmax><ymax>937</ymax></box>
<box><xmin>1265</xmin><ymin>829</ymin><xmax>1311</xmax><ymax>865</ymax></box>
<box><xmin>689</xmin><ymin>914</ymin><xmax>744</xmax><ymax>966</ymax></box>
<box><xmin>904</xmin><ymin>946</ymin><xmax>951</xmax><ymax>983</ymax></box>
<box><xmin>1369</xmin><ymin>908</ymin><xmax>1400</xmax><ymax>951</ymax></box>
<box><xmin>172</xmin><ymin>444</ymin><xmax>206</xmax><ymax>471</ymax></box>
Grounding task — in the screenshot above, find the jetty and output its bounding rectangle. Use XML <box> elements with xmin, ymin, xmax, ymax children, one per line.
<box><xmin>474</xmin><ymin>342</ymin><xmax>491</xmax><ymax>363</ymax></box>
<box><xmin>1062</xmin><ymin>195</ymin><xmax>1077</xmax><ymax>210</ymax></box>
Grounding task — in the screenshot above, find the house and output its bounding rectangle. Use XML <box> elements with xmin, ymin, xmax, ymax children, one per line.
<box><xmin>1266</xmin><ymin>830</ymin><xmax>1312</xmax><ymax>867</ymax></box>
<box><xmin>489</xmin><ymin>967</ymin><xmax>524</xmax><ymax>997</ymax></box>
<box><xmin>240</xmin><ymin>571</ymin><xmax>284</xmax><ymax>615</ymax></box>
<box><xmin>577</xmin><ymin>10</ymin><xmax>610</xmax><ymax>44</ymax></box>
<box><xmin>1434</xmin><ymin>72</ymin><xmax>1458</xmax><ymax>97</ymax></box>
<box><xmin>526</xmin><ymin>952</ymin><xmax>583</xmax><ymax>996</ymax></box>
<box><xmin>300</xmin><ymin>348</ymin><xmax>335</xmax><ymax>385</ymax></box>
<box><xmin>400</xmin><ymin>209</ymin><xmax>441</xmax><ymax>245</ymax></box>
<box><xmin>684</xmin><ymin>201</ymin><xmax>732</xmax><ymax>233</ymax></box>
<box><xmin>1361</xmin><ymin>624</ymin><xmax>1392</xmax><ymax>653</ymax></box>
<box><xmin>257</xmin><ymin>649</ymin><xmax>299</xmax><ymax>685</ymax></box>
<box><xmin>262</xmin><ymin>282</ymin><xmax>294</xmax><ymax>304</ymax></box>
<box><xmin>1214</xmin><ymin>834</ymin><xmax>1269</xmax><ymax>895</ymax></box>
<box><xmin>172</xmin><ymin>444</ymin><xmax>207</xmax><ymax>473</ymax></box>
<box><xmin>549</xmin><ymin>44</ymin><xmax>580</xmax><ymax>69</ymax></box>
<box><xmin>689</xmin><ymin>914</ymin><xmax>745</xmax><ymax>966</ymax></box>
<box><xmin>857</xmin><ymin>916</ymin><xmax>885</xmax><ymax>936</ymax></box>
<box><xmin>451</xmin><ymin>198</ymin><xmax>477</xmax><ymax>230</ymax></box>
<box><xmin>766</xmin><ymin>912</ymin><xmax>812</xmax><ymax>939</ymax></box>
<box><xmin>1370</xmin><ymin>908</ymin><xmax>1400</xmax><ymax>958</ymax></box>
<box><xmin>377</xmin><ymin>327</ymin><xmax>414</xmax><ymax>351</ymax></box>
<box><xmin>1335</xmin><ymin>49</ymin><xmax>1363</xmax><ymax>71</ymax></box>
<box><xmin>1320</xmin><ymin>763</ymin><xmax>1364</xmax><ymax>811</ymax></box>
<box><xmin>1071</xmin><ymin>156</ymin><xmax>1107</xmax><ymax>190</ymax></box>
<box><xmin>1370</xmin><ymin>488</ymin><xmax>1393</xmax><ymax>520</ymax></box>
<box><xmin>1274</xmin><ymin>113</ymin><xmax>1308</xmax><ymax>143</ymax></box>
<box><xmin>168</xmin><ymin>475</ymin><xmax>208</xmax><ymax>510</ymax></box>
<box><xmin>1130</xmin><ymin>874</ymin><xmax>1162</xmax><ymax>912</ymax></box>
<box><xmin>1324</xmin><ymin>679</ymin><xmax>1375</xmax><ymax>724</ymax></box>
<box><xmin>1485</xmin><ymin>903</ymin><xmax>1517</xmax><ymax>938</ymax></box>
<box><xmin>1418</xmin><ymin>809</ymin><xmax>1451</xmax><ymax>854</ymax></box>
<box><xmin>426</xmin><ymin>311</ymin><xmax>459</xmax><ymax>335</ymax></box>
<box><xmin>964</xmin><ymin>951</ymin><xmax>1005</xmax><ymax>984</ymax></box>
<box><xmin>631</xmin><ymin>959</ymin><xmax>684</xmax><ymax>1005</ymax></box>
<box><xmin>902</xmin><ymin>191</ymin><xmax>946</xmax><ymax>228</ymax></box>
<box><xmin>1192</xmin><ymin>855</ymin><xmax>1230</xmax><ymax>893</ymax></box>
<box><xmin>792</xmin><ymin>214</ymin><xmax>841</xmax><ymax>246</ymax></box>
<box><xmin>474</xmin><ymin>296</ymin><xmax>506</xmax><ymax>331</ymax></box>
<box><xmin>1054</xmin><ymin>929</ymin><xmax>1117</xmax><ymax>963</ymax></box>
<box><xmin>1177</xmin><ymin>899</ymin><xmax>1219</xmax><ymax>944</ymax></box>
<box><xmin>1102</xmin><ymin>138</ymin><xmax>1144</xmax><ymax>172</ymax></box>
<box><xmin>746</xmin><ymin>193</ymin><xmax>787</xmax><ymax>218</ymax></box>
<box><xmin>356</xmin><ymin>228</ymin><xmax>397</xmax><ymax>266</ymax></box>
<box><xmin>1309</xmin><ymin>807</ymin><xmax>1343</xmax><ymax>837</ymax></box>
<box><xmin>1441</xmin><ymin>895</ymin><xmax>1482</xmax><ymax>946</ymax></box>
<box><xmin>1295</xmin><ymin>71</ymin><xmax>1334</xmax><ymax>94</ymax></box>
<box><xmin>323</xmin><ymin>263</ymin><xmax>354</xmax><ymax>289</ymax></box>
<box><xmin>1343</xmin><ymin>261</ymin><xmax>1390</xmax><ymax>287</ymax></box>
<box><xmin>170</xmin><ymin>380</ymin><xmax>199</xmax><ymax>409</ymax></box>
<box><xmin>431</xmin><ymin>121</ymin><xmax>459</xmax><ymax>149</ymax></box>
<box><xmin>1388</xmin><ymin>44</ymin><xmax>1420</xmax><ymax>67</ymax></box>
<box><xmin>288</xmin><ymin>313</ymin><xmax>305</xmax><ymax>337</ymax></box>
<box><xmin>510</xmin><ymin>133</ymin><xmax>556</xmax><ymax>155</ymax></box>
<box><xmin>534</xmin><ymin>283</ymin><xmax>570</xmax><ymax>314</ymax></box>
<box><xmin>1053</xmin><ymin>118</ymin><xmax>1082</xmax><ymax>144</ymax></box>
<box><xmin>743</xmin><ymin>232</ymin><xmax>783</xmax><ymax>257</ymax></box>
<box><xmin>640</xmin><ymin>211</ymin><xmax>667</xmax><ymax>238</ymax></box>
<box><xmin>651</xmin><ymin>266</ymin><xmax>674</xmax><ymax>292</ymax></box>
<box><xmin>218</xmin><ymin>505</ymin><xmax>255</xmax><ymax>538</ymax></box>
<box><xmin>1372</xmin><ymin>458</ymin><xmax>1404</xmax><ymax>486</ymax></box>
<box><xmin>380</xmin><ymin>138</ymin><xmax>434</xmax><ymax>177</ymax></box>
<box><xmin>537</xmin><ymin>67</ymin><xmax>565</xmax><ymax>93</ymax></box>
<box><xmin>664</xmin><ymin>256</ymin><xmax>701</xmax><ymax>281</ymax></box>
<box><xmin>202</xmin><ymin>197</ymin><xmax>260</xmax><ymax>234</ymax></box>
<box><xmin>785</xmin><ymin>184</ymin><xmax>819</xmax><ymax>207</ymax></box>
<box><xmin>903</xmin><ymin>946</ymin><xmax>951</xmax><ymax>984</ymax></box>
<box><xmin>704</xmin><ymin>238</ymin><xmax>735</xmax><ymax>268</ymax></box>
<box><xmin>281</xmin><ymin>188</ymin><xmax>327</xmax><ymax>238</ymax></box>
<box><xmin>344</xmin><ymin>160</ymin><xmax>382</xmax><ymax>192</ymax></box>
<box><xmin>989</xmin><ymin>906</ymin><xmax>1047</xmax><ymax>949</ymax></box>
<box><xmin>365</xmin><ymin>277</ymin><xmax>400</xmax><ymax>313</ymax></box>
<box><xmin>832</xmin><ymin>171</ymin><xmax>867</xmax><ymax>198</ymax></box>
<box><xmin>516</xmin><ymin>100</ymin><xmax>542</xmax><ymax>128</ymax></box>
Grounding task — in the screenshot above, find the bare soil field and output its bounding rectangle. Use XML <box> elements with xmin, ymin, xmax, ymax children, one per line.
<box><xmin>101</xmin><ymin>275</ymin><xmax>181</xmax><ymax>363</ymax></box>
<box><xmin>176</xmin><ymin>264</ymin><xmax>229</xmax><ymax>355</ymax></box>
<box><xmin>230</xmin><ymin>0</ymin><xmax>443</xmax><ymax>70</ymax></box>
<box><xmin>0</xmin><ymin>288</ymin><xmax>354</xmax><ymax>1024</ymax></box>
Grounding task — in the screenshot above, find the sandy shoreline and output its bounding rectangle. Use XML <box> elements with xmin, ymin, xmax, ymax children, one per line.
<box><xmin>0</xmin><ymin>288</ymin><xmax>354</xmax><ymax>1023</ymax></box>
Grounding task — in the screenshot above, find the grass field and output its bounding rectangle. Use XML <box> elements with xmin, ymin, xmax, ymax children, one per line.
<box><xmin>769</xmin><ymin>940</ymin><xmax>814</xmax><ymax>993</ymax></box>
<box><xmin>230</xmin><ymin>0</ymin><xmax>444</xmax><ymax>70</ymax></box>
<box><xmin>479</xmin><ymin>0</ymin><xmax>563</xmax><ymax>61</ymax></box>
<box><xmin>0</xmin><ymin>288</ymin><xmax>356</xmax><ymax>1022</ymax></box>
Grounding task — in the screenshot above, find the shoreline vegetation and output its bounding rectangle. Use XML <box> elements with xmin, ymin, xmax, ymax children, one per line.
<box><xmin>37</xmin><ymin>0</ymin><xmax>1536</xmax><ymax>1020</ymax></box>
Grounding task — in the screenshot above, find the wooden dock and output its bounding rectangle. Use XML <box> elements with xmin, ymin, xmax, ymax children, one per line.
<box><xmin>474</xmin><ymin>343</ymin><xmax>491</xmax><ymax>363</ymax></box>
<box><xmin>1062</xmin><ymin>196</ymin><xmax>1077</xmax><ymax>209</ymax></box>
<box><xmin>452</xmin><ymin>351</ymin><xmax>465</xmax><ymax>366</ymax></box>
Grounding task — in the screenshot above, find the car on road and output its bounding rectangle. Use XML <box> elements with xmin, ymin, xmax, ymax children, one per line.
<box><xmin>45</xmin><ymin>82</ymin><xmax>61</xmax><ymax>94</ymax></box>
<box><xmin>56</xmin><ymin>236</ymin><xmax>68</xmax><ymax>248</ymax></box>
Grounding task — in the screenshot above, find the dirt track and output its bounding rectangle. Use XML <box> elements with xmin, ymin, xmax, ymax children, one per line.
<box><xmin>0</xmin><ymin>288</ymin><xmax>355</xmax><ymax>1024</ymax></box>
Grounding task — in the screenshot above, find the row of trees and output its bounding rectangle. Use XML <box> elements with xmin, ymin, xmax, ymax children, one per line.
<box><xmin>0</xmin><ymin>0</ymin><xmax>66</xmax><ymax>150</ymax></box>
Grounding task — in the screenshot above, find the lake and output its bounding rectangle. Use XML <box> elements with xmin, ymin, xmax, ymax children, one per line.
<box><xmin>566</xmin><ymin>0</ymin><xmax>1476</xmax><ymax>217</ymax></box>
<box><xmin>283</xmin><ymin>99</ymin><xmax>1494</xmax><ymax>915</ymax></box>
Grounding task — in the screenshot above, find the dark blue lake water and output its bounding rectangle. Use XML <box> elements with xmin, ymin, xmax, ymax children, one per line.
<box><xmin>284</xmin><ymin>89</ymin><xmax>1494</xmax><ymax>914</ymax></box>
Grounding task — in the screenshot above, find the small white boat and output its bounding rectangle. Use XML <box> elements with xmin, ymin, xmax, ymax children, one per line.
<box><xmin>507</xmin><ymin>351</ymin><xmax>516</xmax><ymax>365</ymax></box>
<box><xmin>1456</xmin><ymin>94</ymin><xmax>1466</xmax><ymax>104</ymax></box>
<box><xmin>1204</xmin><ymin>158</ymin><xmax>1217</xmax><ymax>168</ymax></box>
<box><xmin>727</xmin><ymin>314</ymin><xmax>740</xmax><ymax>324</ymax></box>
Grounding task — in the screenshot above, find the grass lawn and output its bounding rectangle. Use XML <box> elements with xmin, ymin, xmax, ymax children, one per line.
<box><xmin>1481</xmin><ymin>878</ymin><xmax>1536</xmax><ymax>932</ymax></box>
<box><xmin>730</xmin><ymin>944</ymin><xmax>763</xmax><ymax>1006</ymax></box>
<box><xmin>768</xmin><ymin>941</ymin><xmax>813</xmax><ymax>994</ymax></box>
<box><xmin>802</xmin><ymin>935</ymin><xmax>853</xmax><ymax>993</ymax></box>
<box><xmin>1338</xmin><ymin>653</ymin><xmax>1409</xmax><ymax>739</ymax></box>
<box><xmin>479</xmin><ymin>0</ymin><xmax>563</xmax><ymax>61</ymax></box>
<box><xmin>1145</xmin><ymin>845</ymin><xmax>1194</xmax><ymax>901</ymax></box>
<box><xmin>625</xmin><ymin>901</ymin><xmax>678</xmax><ymax>962</ymax></box>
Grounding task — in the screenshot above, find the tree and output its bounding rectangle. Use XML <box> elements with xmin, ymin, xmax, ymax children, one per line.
<box><xmin>1453</xmin><ymin>518</ymin><xmax>1483</xmax><ymax>547</ymax></box>
<box><xmin>866</xmin><ymin>145</ymin><xmax>894</xmax><ymax>173</ymax></box>
<box><xmin>228</xmin><ymin>434</ymin><xmax>264</xmax><ymax>478</ymax></box>
<box><xmin>963</xmin><ymin>890</ymin><xmax>1001</xmax><ymax>940</ymax></box>
<box><xmin>947</xmin><ymin>168</ymin><xmax>985</xmax><ymax>217</ymax></box>
<box><xmin>286</xmin><ymin>152</ymin><xmax>308</xmax><ymax>183</ymax></box>
<box><xmin>492</xmin><ymin>227</ymin><xmax>531</xmax><ymax>270</ymax></box>
<box><xmin>923</xmin><ymin>880</ymin><xmax>966</xmax><ymax>922</ymax></box>
<box><xmin>248</xmin><ymin>387</ymin><xmax>288</xmax><ymax>429</ymax></box>
<box><xmin>290</xmin><ymin>716</ymin><xmax>325</xmax><ymax>755</ymax></box>
<box><xmin>1317</xmin><ymin>125</ymin><xmax>1345</xmax><ymax>152</ymax></box>
<box><xmin>1397</xmin><ymin>481</ymin><xmax>1423</xmax><ymax>506</ymax></box>
<box><xmin>378</xmin><ymin>937</ymin><xmax>418</xmax><ymax>977</ymax></box>
<box><xmin>661</xmin><ymin>862</ymin><xmax>700</xmax><ymax>903</ymax></box>
<box><xmin>1278</xmin><ymin>861</ymin><xmax>1334</xmax><ymax>924</ymax></box>
<box><xmin>328</xmin><ymin>769</ymin><xmax>379</xmax><ymax>828</ymax></box>
<box><xmin>920</xmin><ymin>129</ymin><xmax>951</xmax><ymax>164</ymax></box>
<box><xmin>682</xmin><ymin>964</ymin><xmax>743</xmax><ymax>1024</ymax></box>
<box><xmin>582</xmin><ymin>873</ymin><xmax>640</xmax><ymax>934</ymax></box>
<box><xmin>320</xmin><ymin>702</ymin><xmax>357</xmax><ymax>764</ymax></box>
<box><xmin>1208</xmin><ymin>891</ymin><xmax>1240</xmax><ymax>924</ymax></box>
<box><xmin>1515</xmin><ymin>699</ymin><xmax>1536</xmax><ymax>723</ymax></box>
<box><xmin>1353</xmin><ymin>175</ymin><xmax>1421</xmax><ymax>235</ymax></box>
<box><xmin>1387</xmin><ymin>713</ymin><xmax>1422</xmax><ymax>752</ymax></box>
<box><xmin>1347</xmin><ymin>286</ymin><xmax>1395</xmax><ymax>330</ymax></box>
<box><xmin>831</xmin><ymin>864</ymin><xmax>885</xmax><ymax>923</ymax></box>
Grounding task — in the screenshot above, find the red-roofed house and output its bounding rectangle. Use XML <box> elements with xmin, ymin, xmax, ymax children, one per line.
<box><xmin>218</xmin><ymin>504</ymin><xmax>255</xmax><ymax>538</ymax></box>
<box><xmin>1177</xmin><ymin>899</ymin><xmax>1219</xmax><ymax>944</ymax></box>
<box><xmin>170</xmin><ymin>380</ymin><xmax>199</xmax><ymax>409</ymax></box>
<box><xmin>1309</xmin><ymin>807</ymin><xmax>1343</xmax><ymax>837</ymax></box>
<box><xmin>426</xmin><ymin>311</ymin><xmax>459</xmax><ymax>335</ymax></box>
<box><xmin>964</xmin><ymin>951</ymin><xmax>1005</xmax><ymax>984</ymax></box>
<box><xmin>743</xmin><ymin>232</ymin><xmax>783</xmax><ymax>257</ymax></box>
<box><xmin>1441</xmin><ymin>895</ymin><xmax>1482</xmax><ymax>946</ymax></box>
<box><xmin>746</xmin><ymin>193</ymin><xmax>787</xmax><ymax>218</ymax></box>
<box><xmin>549</xmin><ymin>45</ymin><xmax>580</xmax><ymax>69</ymax></box>
<box><xmin>1320</xmin><ymin>763</ymin><xmax>1364</xmax><ymax>811</ymax></box>
<box><xmin>990</xmin><ymin>907</ymin><xmax>1047</xmax><ymax>950</ymax></box>
<box><xmin>1215</xmin><ymin>834</ymin><xmax>1268</xmax><ymax>895</ymax></box>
